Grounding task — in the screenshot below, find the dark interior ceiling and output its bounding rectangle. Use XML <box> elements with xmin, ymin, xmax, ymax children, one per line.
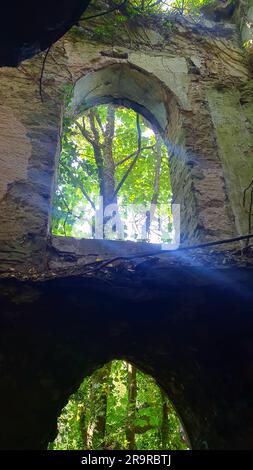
<box><xmin>0</xmin><ymin>0</ymin><xmax>92</xmax><ymax>66</ymax></box>
<box><xmin>1</xmin><ymin>264</ymin><xmax>253</xmax><ymax>449</ymax></box>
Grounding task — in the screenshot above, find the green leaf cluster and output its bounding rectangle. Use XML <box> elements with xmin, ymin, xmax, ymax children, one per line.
<box><xmin>52</xmin><ymin>104</ymin><xmax>173</xmax><ymax>242</ymax></box>
<box><xmin>49</xmin><ymin>360</ymin><xmax>188</xmax><ymax>450</ymax></box>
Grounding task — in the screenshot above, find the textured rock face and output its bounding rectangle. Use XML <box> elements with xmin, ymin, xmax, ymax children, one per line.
<box><xmin>0</xmin><ymin>106</ymin><xmax>31</xmax><ymax>200</ymax></box>
<box><xmin>0</xmin><ymin>13</ymin><xmax>253</xmax><ymax>273</ymax></box>
<box><xmin>207</xmin><ymin>85</ymin><xmax>253</xmax><ymax>236</ymax></box>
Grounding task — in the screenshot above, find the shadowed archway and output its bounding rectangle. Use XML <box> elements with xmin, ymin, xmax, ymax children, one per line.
<box><xmin>1</xmin><ymin>264</ymin><xmax>253</xmax><ymax>449</ymax></box>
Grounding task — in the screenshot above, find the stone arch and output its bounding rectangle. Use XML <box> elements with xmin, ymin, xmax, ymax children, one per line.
<box><xmin>52</xmin><ymin>62</ymin><xmax>188</xmax><ymax>244</ymax></box>
<box><xmin>70</xmin><ymin>63</ymin><xmax>175</xmax><ymax>134</ymax></box>
<box><xmin>60</xmin><ymin>39</ymin><xmax>244</xmax><ymax>248</ymax></box>
<box><xmin>53</xmin><ymin>59</ymin><xmax>233</xmax><ymax>248</ymax></box>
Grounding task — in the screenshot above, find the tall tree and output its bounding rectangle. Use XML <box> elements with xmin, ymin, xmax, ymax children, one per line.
<box><xmin>146</xmin><ymin>132</ymin><xmax>162</xmax><ymax>239</ymax></box>
<box><xmin>86</xmin><ymin>363</ymin><xmax>112</xmax><ymax>449</ymax></box>
<box><xmin>50</xmin><ymin>360</ymin><xmax>188</xmax><ymax>450</ymax></box>
<box><xmin>52</xmin><ymin>104</ymin><xmax>172</xmax><ymax>242</ymax></box>
<box><xmin>126</xmin><ymin>363</ymin><xmax>137</xmax><ymax>450</ymax></box>
<box><xmin>75</xmin><ymin>106</ymin><xmax>117</xmax><ymax>210</ymax></box>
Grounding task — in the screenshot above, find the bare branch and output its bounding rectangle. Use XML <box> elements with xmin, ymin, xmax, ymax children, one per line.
<box><xmin>93</xmin><ymin>110</ymin><xmax>106</xmax><ymax>137</ymax></box>
<box><xmin>78</xmin><ymin>181</ymin><xmax>96</xmax><ymax>211</ymax></box>
<box><xmin>75</xmin><ymin>120</ymin><xmax>94</xmax><ymax>145</ymax></box>
<box><xmin>57</xmin><ymin>190</ymin><xmax>81</xmax><ymax>236</ymax></box>
<box><xmin>81</xmin><ymin>0</ymin><xmax>128</xmax><ymax>22</ymax></box>
<box><xmin>88</xmin><ymin>109</ymin><xmax>101</xmax><ymax>144</ymax></box>
<box><xmin>112</xmin><ymin>114</ymin><xmax>142</xmax><ymax>198</ymax></box>
<box><xmin>63</xmin><ymin>212</ymin><xmax>69</xmax><ymax>236</ymax></box>
<box><xmin>105</xmin><ymin>105</ymin><xmax>115</xmax><ymax>141</ymax></box>
<box><xmin>39</xmin><ymin>46</ymin><xmax>52</xmax><ymax>102</ymax></box>
<box><xmin>146</xmin><ymin>133</ymin><xmax>162</xmax><ymax>239</ymax></box>
<box><xmin>116</xmin><ymin>145</ymin><xmax>155</xmax><ymax>167</ymax></box>
<box><xmin>82</xmin><ymin>111</ymin><xmax>104</xmax><ymax>185</ymax></box>
<box><xmin>151</xmin><ymin>134</ymin><xmax>162</xmax><ymax>207</ymax></box>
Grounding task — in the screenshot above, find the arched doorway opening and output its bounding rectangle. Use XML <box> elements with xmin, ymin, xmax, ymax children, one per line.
<box><xmin>49</xmin><ymin>359</ymin><xmax>189</xmax><ymax>450</ymax></box>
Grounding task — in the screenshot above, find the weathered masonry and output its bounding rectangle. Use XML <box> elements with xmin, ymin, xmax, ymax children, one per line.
<box><xmin>1</xmin><ymin>7</ymin><xmax>253</xmax><ymax>270</ymax></box>
<box><xmin>1</xmin><ymin>4</ymin><xmax>253</xmax><ymax>449</ymax></box>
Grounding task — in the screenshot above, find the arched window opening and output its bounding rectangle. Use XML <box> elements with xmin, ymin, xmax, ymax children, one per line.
<box><xmin>49</xmin><ymin>360</ymin><xmax>189</xmax><ymax>450</ymax></box>
<box><xmin>51</xmin><ymin>104</ymin><xmax>174</xmax><ymax>245</ymax></box>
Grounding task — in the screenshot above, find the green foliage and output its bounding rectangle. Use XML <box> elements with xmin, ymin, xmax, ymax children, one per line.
<box><xmin>124</xmin><ymin>0</ymin><xmax>217</xmax><ymax>17</ymax></box>
<box><xmin>243</xmin><ymin>39</ymin><xmax>253</xmax><ymax>49</ymax></box>
<box><xmin>50</xmin><ymin>379</ymin><xmax>89</xmax><ymax>450</ymax></box>
<box><xmin>167</xmin><ymin>0</ymin><xmax>216</xmax><ymax>16</ymax></box>
<box><xmin>77</xmin><ymin>0</ymin><xmax>227</xmax><ymax>47</ymax></box>
<box><xmin>52</xmin><ymin>104</ymin><xmax>173</xmax><ymax>242</ymax></box>
<box><xmin>49</xmin><ymin>360</ymin><xmax>188</xmax><ymax>450</ymax></box>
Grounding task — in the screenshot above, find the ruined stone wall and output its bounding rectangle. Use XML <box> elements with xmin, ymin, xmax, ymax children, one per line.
<box><xmin>0</xmin><ymin>12</ymin><xmax>253</xmax><ymax>273</ymax></box>
<box><xmin>1</xmin><ymin>7</ymin><xmax>253</xmax><ymax>451</ymax></box>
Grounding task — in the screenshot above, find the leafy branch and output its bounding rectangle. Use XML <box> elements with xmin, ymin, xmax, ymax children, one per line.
<box><xmin>116</xmin><ymin>145</ymin><xmax>155</xmax><ymax>167</ymax></box>
<box><xmin>60</xmin><ymin>161</ymin><xmax>96</xmax><ymax>210</ymax></box>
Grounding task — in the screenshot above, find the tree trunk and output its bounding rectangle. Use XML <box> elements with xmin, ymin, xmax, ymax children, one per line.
<box><xmin>80</xmin><ymin>406</ymin><xmax>88</xmax><ymax>449</ymax></box>
<box><xmin>86</xmin><ymin>362</ymin><xmax>112</xmax><ymax>449</ymax></box>
<box><xmin>151</xmin><ymin>133</ymin><xmax>162</xmax><ymax>208</ymax></box>
<box><xmin>126</xmin><ymin>362</ymin><xmax>137</xmax><ymax>450</ymax></box>
<box><xmin>87</xmin><ymin>105</ymin><xmax>117</xmax><ymax>234</ymax></box>
<box><xmin>146</xmin><ymin>133</ymin><xmax>162</xmax><ymax>240</ymax></box>
<box><xmin>101</xmin><ymin>106</ymin><xmax>119</xmax><ymax>236</ymax></box>
<box><xmin>102</xmin><ymin>105</ymin><xmax>116</xmax><ymax>209</ymax></box>
<box><xmin>77</xmin><ymin>106</ymin><xmax>144</xmax><ymax>239</ymax></box>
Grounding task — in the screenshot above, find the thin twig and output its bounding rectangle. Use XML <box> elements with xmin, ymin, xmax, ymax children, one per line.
<box><xmin>242</xmin><ymin>178</ymin><xmax>253</xmax><ymax>246</ymax></box>
<box><xmin>75</xmin><ymin>120</ymin><xmax>94</xmax><ymax>145</ymax></box>
<box><xmin>243</xmin><ymin>178</ymin><xmax>253</xmax><ymax>207</ymax></box>
<box><xmin>81</xmin><ymin>0</ymin><xmax>128</xmax><ymax>22</ymax></box>
<box><xmin>39</xmin><ymin>46</ymin><xmax>52</xmax><ymax>102</ymax></box>
<box><xmin>59</xmin><ymin>191</ymin><xmax>82</xmax><ymax>221</ymax></box>
<box><xmin>112</xmin><ymin>114</ymin><xmax>142</xmax><ymax>198</ymax></box>
<box><xmin>83</xmin><ymin>233</ymin><xmax>253</xmax><ymax>274</ymax></box>
<box><xmin>116</xmin><ymin>145</ymin><xmax>155</xmax><ymax>167</ymax></box>
<box><xmin>60</xmin><ymin>162</ymin><xmax>96</xmax><ymax>210</ymax></box>
<box><xmin>63</xmin><ymin>212</ymin><xmax>69</xmax><ymax>236</ymax></box>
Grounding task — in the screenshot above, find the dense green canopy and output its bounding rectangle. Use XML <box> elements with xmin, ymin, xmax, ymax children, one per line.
<box><xmin>52</xmin><ymin>104</ymin><xmax>173</xmax><ymax>242</ymax></box>
<box><xmin>50</xmin><ymin>360</ymin><xmax>188</xmax><ymax>450</ymax></box>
